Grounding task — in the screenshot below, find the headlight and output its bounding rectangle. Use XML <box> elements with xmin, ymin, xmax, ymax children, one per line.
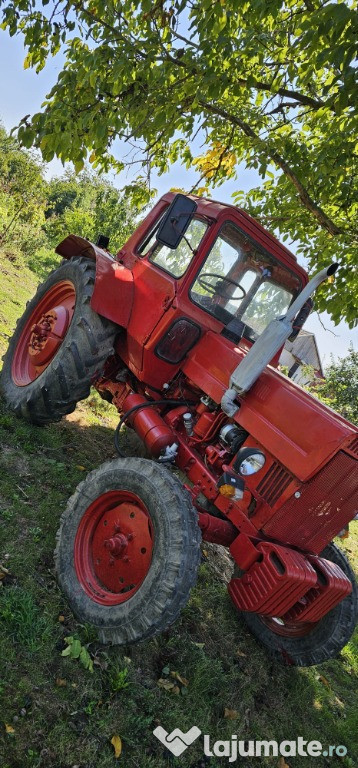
<box><xmin>234</xmin><ymin>448</ymin><xmax>266</xmax><ymax>476</ymax></box>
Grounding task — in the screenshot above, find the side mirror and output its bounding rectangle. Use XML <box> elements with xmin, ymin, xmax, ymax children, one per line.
<box><xmin>156</xmin><ymin>194</ymin><xmax>197</xmax><ymax>249</ymax></box>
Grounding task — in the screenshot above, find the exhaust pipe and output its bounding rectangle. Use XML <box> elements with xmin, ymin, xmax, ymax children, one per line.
<box><xmin>226</xmin><ymin>263</ymin><xmax>338</xmax><ymax>399</ymax></box>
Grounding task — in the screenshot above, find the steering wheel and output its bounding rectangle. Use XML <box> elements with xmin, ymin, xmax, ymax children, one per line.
<box><xmin>197</xmin><ymin>272</ymin><xmax>246</xmax><ymax>300</ymax></box>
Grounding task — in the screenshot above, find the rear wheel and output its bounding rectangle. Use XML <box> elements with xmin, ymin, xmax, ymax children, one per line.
<box><xmin>55</xmin><ymin>457</ymin><xmax>201</xmax><ymax>644</ymax></box>
<box><xmin>240</xmin><ymin>543</ymin><xmax>357</xmax><ymax>666</ymax></box>
<box><xmin>1</xmin><ymin>256</ymin><xmax>117</xmax><ymax>424</ymax></box>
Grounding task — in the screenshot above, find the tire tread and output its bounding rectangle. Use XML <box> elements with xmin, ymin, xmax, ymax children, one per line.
<box><xmin>1</xmin><ymin>256</ymin><xmax>117</xmax><ymax>424</ymax></box>
<box><xmin>55</xmin><ymin>458</ymin><xmax>201</xmax><ymax>646</ymax></box>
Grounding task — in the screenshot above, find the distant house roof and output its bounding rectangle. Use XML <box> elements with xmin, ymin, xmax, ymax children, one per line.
<box><xmin>284</xmin><ymin>330</ymin><xmax>324</xmax><ymax>377</ymax></box>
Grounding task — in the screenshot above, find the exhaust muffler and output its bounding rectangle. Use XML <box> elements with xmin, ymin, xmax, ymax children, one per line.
<box><xmin>225</xmin><ymin>263</ymin><xmax>338</xmax><ymax>401</ymax></box>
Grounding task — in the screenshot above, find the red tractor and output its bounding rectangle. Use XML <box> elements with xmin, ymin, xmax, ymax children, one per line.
<box><xmin>2</xmin><ymin>193</ymin><xmax>357</xmax><ymax>666</ymax></box>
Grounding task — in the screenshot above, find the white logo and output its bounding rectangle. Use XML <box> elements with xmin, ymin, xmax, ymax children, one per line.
<box><xmin>153</xmin><ymin>726</ymin><xmax>348</xmax><ymax>761</ymax></box>
<box><xmin>153</xmin><ymin>725</ymin><xmax>202</xmax><ymax>756</ymax></box>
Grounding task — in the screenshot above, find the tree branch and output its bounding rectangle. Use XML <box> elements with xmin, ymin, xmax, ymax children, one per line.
<box><xmin>316</xmin><ymin>312</ymin><xmax>338</xmax><ymax>336</ymax></box>
<box><xmin>199</xmin><ymin>100</ymin><xmax>343</xmax><ymax>236</ymax></box>
<box><xmin>234</xmin><ymin>78</ymin><xmax>327</xmax><ymax>110</ymax></box>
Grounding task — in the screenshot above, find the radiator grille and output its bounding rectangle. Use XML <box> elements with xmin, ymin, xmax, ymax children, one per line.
<box><xmin>257</xmin><ymin>462</ymin><xmax>293</xmax><ymax>506</ymax></box>
<box><xmin>263</xmin><ymin>452</ymin><xmax>358</xmax><ymax>554</ymax></box>
<box><xmin>347</xmin><ymin>436</ymin><xmax>358</xmax><ymax>458</ymax></box>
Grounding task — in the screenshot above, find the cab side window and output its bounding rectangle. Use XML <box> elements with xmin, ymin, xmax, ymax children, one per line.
<box><xmin>137</xmin><ymin>210</ymin><xmax>167</xmax><ymax>256</ymax></box>
<box><xmin>150</xmin><ymin>218</ymin><xmax>207</xmax><ymax>277</ymax></box>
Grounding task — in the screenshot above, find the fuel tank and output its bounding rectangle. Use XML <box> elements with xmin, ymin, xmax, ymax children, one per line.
<box><xmin>182</xmin><ymin>330</ymin><xmax>357</xmax><ymax>482</ymax></box>
<box><xmin>123</xmin><ymin>393</ymin><xmax>176</xmax><ymax>457</ymax></box>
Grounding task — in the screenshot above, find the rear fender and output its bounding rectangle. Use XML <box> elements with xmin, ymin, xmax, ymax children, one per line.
<box><xmin>55</xmin><ymin>234</ymin><xmax>134</xmax><ymax>327</ymax></box>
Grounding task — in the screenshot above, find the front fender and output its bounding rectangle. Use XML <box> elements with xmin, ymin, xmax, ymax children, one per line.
<box><xmin>55</xmin><ymin>234</ymin><xmax>134</xmax><ymax>328</ymax></box>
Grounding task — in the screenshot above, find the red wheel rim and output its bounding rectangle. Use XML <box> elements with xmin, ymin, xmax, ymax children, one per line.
<box><xmin>12</xmin><ymin>280</ymin><xmax>76</xmax><ymax>386</ymax></box>
<box><xmin>74</xmin><ymin>491</ymin><xmax>154</xmax><ymax>606</ymax></box>
<box><xmin>260</xmin><ymin>615</ymin><xmax>318</xmax><ymax>638</ymax></box>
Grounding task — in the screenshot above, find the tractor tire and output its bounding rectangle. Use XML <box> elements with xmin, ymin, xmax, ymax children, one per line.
<box><xmin>55</xmin><ymin>457</ymin><xmax>201</xmax><ymax>645</ymax></box>
<box><xmin>1</xmin><ymin>256</ymin><xmax>117</xmax><ymax>425</ymax></box>
<box><xmin>240</xmin><ymin>543</ymin><xmax>357</xmax><ymax>666</ymax></box>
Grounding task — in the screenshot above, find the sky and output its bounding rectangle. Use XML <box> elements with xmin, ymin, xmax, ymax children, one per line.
<box><xmin>0</xmin><ymin>29</ymin><xmax>356</xmax><ymax>368</ymax></box>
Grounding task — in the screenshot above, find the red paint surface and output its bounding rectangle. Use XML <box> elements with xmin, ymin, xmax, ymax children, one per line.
<box><xmin>55</xmin><ymin>234</ymin><xmax>134</xmax><ymax>327</ymax></box>
<box><xmin>123</xmin><ymin>393</ymin><xmax>176</xmax><ymax>457</ymax></box>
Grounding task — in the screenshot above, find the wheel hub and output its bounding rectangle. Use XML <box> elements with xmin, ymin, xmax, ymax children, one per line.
<box><xmin>104</xmin><ymin>532</ymin><xmax>129</xmax><ymax>558</ymax></box>
<box><xmin>28</xmin><ymin>305</ymin><xmax>70</xmax><ymax>366</ymax></box>
<box><xmin>12</xmin><ymin>281</ymin><xmax>76</xmax><ymax>386</ymax></box>
<box><xmin>74</xmin><ymin>492</ymin><xmax>154</xmax><ymax>605</ymax></box>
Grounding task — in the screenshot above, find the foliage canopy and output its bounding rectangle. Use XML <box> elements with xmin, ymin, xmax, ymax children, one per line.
<box><xmin>0</xmin><ymin>124</ymin><xmax>46</xmax><ymax>255</ymax></box>
<box><xmin>1</xmin><ymin>0</ymin><xmax>357</xmax><ymax>325</ymax></box>
<box><xmin>43</xmin><ymin>170</ymin><xmax>140</xmax><ymax>252</ymax></box>
<box><xmin>0</xmin><ymin>124</ymin><xmax>144</xmax><ymax>274</ymax></box>
<box><xmin>309</xmin><ymin>346</ymin><xmax>358</xmax><ymax>425</ymax></box>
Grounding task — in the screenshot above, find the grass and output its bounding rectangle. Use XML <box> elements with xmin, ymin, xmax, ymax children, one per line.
<box><xmin>0</xmin><ymin>246</ymin><xmax>357</xmax><ymax>768</ymax></box>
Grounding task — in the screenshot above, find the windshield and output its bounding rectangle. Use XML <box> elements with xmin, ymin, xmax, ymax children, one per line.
<box><xmin>190</xmin><ymin>221</ymin><xmax>301</xmax><ymax>340</ymax></box>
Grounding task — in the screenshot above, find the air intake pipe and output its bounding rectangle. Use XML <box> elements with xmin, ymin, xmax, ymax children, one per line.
<box><xmin>225</xmin><ymin>263</ymin><xmax>338</xmax><ymax>401</ymax></box>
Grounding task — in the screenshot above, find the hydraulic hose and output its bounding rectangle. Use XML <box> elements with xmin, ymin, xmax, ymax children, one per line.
<box><xmin>114</xmin><ymin>399</ymin><xmax>196</xmax><ymax>457</ymax></box>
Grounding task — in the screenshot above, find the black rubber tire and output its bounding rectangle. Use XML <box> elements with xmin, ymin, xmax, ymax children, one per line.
<box><xmin>240</xmin><ymin>543</ymin><xmax>357</xmax><ymax>666</ymax></box>
<box><xmin>1</xmin><ymin>256</ymin><xmax>117</xmax><ymax>425</ymax></box>
<box><xmin>55</xmin><ymin>457</ymin><xmax>201</xmax><ymax>645</ymax></box>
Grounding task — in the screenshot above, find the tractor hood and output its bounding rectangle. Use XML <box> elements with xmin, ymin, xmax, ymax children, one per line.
<box><xmin>182</xmin><ymin>330</ymin><xmax>357</xmax><ymax>482</ymax></box>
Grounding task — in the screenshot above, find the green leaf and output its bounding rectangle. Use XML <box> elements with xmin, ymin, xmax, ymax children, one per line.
<box><xmin>61</xmin><ymin>636</ymin><xmax>93</xmax><ymax>671</ymax></box>
<box><xmin>69</xmin><ymin>639</ymin><xmax>82</xmax><ymax>658</ymax></box>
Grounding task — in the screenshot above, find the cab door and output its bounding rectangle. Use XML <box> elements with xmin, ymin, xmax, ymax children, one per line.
<box><xmin>124</xmin><ymin>217</ymin><xmax>209</xmax><ymax>372</ymax></box>
<box><xmin>123</xmin><ymin>257</ymin><xmax>176</xmax><ymax>372</ymax></box>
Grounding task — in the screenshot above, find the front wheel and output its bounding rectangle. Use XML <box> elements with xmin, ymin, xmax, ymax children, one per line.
<box><xmin>55</xmin><ymin>458</ymin><xmax>201</xmax><ymax>645</ymax></box>
<box><xmin>240</xmin><ymin>543</ymin><xmax>357</xmax><ymax>666</ymax></box>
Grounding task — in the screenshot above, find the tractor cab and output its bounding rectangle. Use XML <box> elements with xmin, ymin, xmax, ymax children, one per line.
<box><xmin>115</xmin><ymin>193</ymin><xmax>308</xmax><ymax>386</ymax></box>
